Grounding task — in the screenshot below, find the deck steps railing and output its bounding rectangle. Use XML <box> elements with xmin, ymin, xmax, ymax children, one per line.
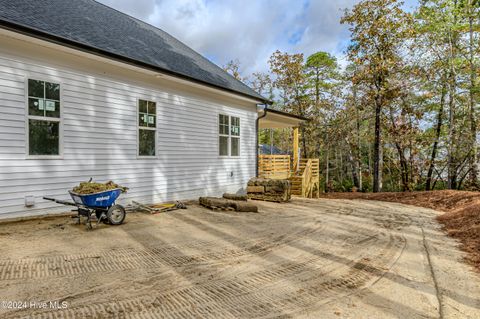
<box><xmin>290</xmin><ymin>158</ymin><xmax>320</xmax><ymax>198</ymax></box>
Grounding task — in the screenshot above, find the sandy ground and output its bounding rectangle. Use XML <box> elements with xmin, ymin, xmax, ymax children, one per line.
<box><xmin>320</xmin><ymin>190</ymin><xmax>480</xmax><ymax>270</ymax></box>
<box><xmin>0</xmin><ymin>199</ymin><xmax>479</xmax><ymax>318</ymax></box>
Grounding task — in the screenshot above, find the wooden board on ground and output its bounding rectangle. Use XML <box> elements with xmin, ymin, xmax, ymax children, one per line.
<box><xmin>132</xmin><ymin>201</ymin><xmax>186</xmax><ymax>214</ymax></box>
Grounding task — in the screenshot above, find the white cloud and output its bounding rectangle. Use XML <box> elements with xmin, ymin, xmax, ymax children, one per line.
<box><xmin>96</xmin><ymin>0</ymin><xmax>371</xmax><ymax>75</ymax></box>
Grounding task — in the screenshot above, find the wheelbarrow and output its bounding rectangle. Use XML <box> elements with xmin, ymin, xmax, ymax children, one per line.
<box><xmin>44</xmin><ymin>189</ymin><xmax>126</xmax><ymax>230</ymax></box>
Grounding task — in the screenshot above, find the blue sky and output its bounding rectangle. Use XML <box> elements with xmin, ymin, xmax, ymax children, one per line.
<box><xmin>98</xmin><ymin>0</ymin><xmax>419</xmax><ymax>76</ymax></box>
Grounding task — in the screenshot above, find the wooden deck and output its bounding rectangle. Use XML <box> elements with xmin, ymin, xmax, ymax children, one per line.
<box><xmin>258</xmin><ymin>155</ymin><xmax>320</xmax><ymax>198</ymax></box>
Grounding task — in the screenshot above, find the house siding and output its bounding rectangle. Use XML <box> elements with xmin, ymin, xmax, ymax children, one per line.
<box><xmin>0</xmin><ymin>34</ymin><xmax>258</xmax><ymax>219</ymax></box>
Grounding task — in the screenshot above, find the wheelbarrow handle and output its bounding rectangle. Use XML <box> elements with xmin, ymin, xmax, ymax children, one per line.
<box><xmin>43</xmin><ymin>197</ymin><xmax>77</xmax><ymax>206</ymax></box>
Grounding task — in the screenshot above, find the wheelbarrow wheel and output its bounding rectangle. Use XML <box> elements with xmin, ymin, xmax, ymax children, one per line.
<box><xmin>107</xmin><ymin>205</ymin><xmax>126</xmax><ymax>225</ymax></box>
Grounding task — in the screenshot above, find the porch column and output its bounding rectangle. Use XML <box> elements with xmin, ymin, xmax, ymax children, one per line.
<box><xmin>293</xmin><ymin>127</ymin><xmax>299</xmax><ymax>172</ymax></box>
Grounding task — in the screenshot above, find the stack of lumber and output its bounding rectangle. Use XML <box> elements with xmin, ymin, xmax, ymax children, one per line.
<box><xmin>199</xmin><ymin>197</ymin><xmax>258</xmax><ymax>212</ymax></box>
<box><xmin>247</xmin><ymin>178</ymin><xmax>291</xmax><ymax>202</ymax></box>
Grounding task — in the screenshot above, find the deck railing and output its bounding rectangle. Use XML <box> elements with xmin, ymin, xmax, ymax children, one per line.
<box><xmin>258</xmin><ymin>155</ymin><xmax>291</xmax><ymax>179</ymax></box>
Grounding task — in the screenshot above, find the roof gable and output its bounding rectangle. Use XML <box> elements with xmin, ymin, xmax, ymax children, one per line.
<box><xmin>0</xmin><ymin>0</ymin><xmax>266</xmax><ymax>102</ymax></box>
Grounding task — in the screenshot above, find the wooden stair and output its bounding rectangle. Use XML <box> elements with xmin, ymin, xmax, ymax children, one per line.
<box><xmin>289</xmin><ymin>158</ymin><xmax>320</xmax><ymax>198</ymax></box>
<box><xmin>290</xmin><ymin>175</ymin><xmax>303</xmax><ymax>195</ymax></box>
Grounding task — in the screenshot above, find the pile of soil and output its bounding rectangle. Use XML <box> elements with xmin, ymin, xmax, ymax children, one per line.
<box><xmin>320</xmin><ymin>190</ymin><xmax>480</xmax><ymax>270</ymax></box>
<box><xmin>72</xmin><ymin>180</ymin><xmax>128</xmax><ymax>194</ymax></box>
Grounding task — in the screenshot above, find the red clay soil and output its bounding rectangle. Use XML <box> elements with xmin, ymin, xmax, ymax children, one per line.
<box><xmin>320</xmin><ymin>190</ymin><xmax>480</xmax><ymax>271</ymax></box>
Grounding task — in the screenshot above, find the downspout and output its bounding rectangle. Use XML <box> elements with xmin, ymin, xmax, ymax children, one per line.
<box><xmin>256</xmin><ymin>105</ymin><xmax>268</xmax><ymax>177</ymax></box>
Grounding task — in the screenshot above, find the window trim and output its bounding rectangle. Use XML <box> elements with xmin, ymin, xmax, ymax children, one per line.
<box><xmin>230</xmin><ymin>116</ymin><xmax>240</xmax><ymax>157</ymax></box>
<box><xmin>218</xmin><ymin>113</ymin><xmax>240</xmax><ymax>158</ymax></box>
<box><xmin>25</xmin><ymin>76</ymin><xmax>64</xmax><ymax>160</ymax></box>
<box><xmin>218</xmin><ymin>114</ymin><xmax>230</xmax><ymax>157</ymax></box>
<box><xmin>136</xmin><ymin>98</ymin><xmax>158</xmax><ymax>159</ymax></box>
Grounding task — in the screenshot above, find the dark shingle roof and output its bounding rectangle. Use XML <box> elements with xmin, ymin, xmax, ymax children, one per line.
<box><xmin>0</xmin><ymin>0</ymin><xmax>267</xmax><ymax>102</ymax></box>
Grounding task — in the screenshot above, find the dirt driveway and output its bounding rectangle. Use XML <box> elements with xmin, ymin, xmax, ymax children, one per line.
<box><xmin>0</xmin><ymin>199</ymin><xmax>479</xmax><ymax>318</ymax></box>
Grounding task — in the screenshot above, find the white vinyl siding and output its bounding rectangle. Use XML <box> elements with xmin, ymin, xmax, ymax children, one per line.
<box><xmin>0</xmin><ymin>38</ymin><xmax>257</xmax><ymax>219</ymax></box>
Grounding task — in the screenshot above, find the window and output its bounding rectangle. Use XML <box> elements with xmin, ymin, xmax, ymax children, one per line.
<box><xmin>27</xmin><ymin>79</ymin><xmax>61</xmax><ymax>156</ymax></box>
<box><xmin>230</xmin><ymin>116</ymin><xmax>240</xmax><ymax>156</ymax></box>
<box><xmin>218</xmin><ymin>114</ymin><xmax>240</xmax><ymax>157</ymax></box>
<box><xmin>219</xmin><ymin>114</ymin><xmax>229</xmax><ymax>156</ymax></box>
<box><xmin>138</xmin><ymin>99</ymin><xmax>156</xmax><ymax>156</ymax></box>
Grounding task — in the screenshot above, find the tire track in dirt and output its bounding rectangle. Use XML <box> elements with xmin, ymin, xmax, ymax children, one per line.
<box><xmin>0</xmin><ymin>220</ymin><xmax>326</xmax><ymax>281</ymax></box>
<box><xmin>5</xmin><ymin>227</ymin><xmax>406</xmax><ymax>319</ymax></box>
<box><xmin>1</xmin><ymin>201</ymin><xmax>414</xmax><ymax>319</ymax></box>
<box><xmin>8</xmin><ymin>241</ymin><xmax>405</xmax><ymax>319</ymax></box>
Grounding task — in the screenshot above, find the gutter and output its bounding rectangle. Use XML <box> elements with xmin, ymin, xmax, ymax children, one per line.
<box><xmin>255</xmin><ymin>105</ymin><xmax>268</xmax><ymax>177</ymax></box>
<box><xmin>265</xmin><ymin>108</ymin><xmax>309</xmax><ymax>121</ymax></box>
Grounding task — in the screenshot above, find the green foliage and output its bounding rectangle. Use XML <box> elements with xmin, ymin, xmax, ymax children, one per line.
<box><xmin>235</xmin><ymin>0</ymin><xmax>480</xmax><ymax>193</ymax></box>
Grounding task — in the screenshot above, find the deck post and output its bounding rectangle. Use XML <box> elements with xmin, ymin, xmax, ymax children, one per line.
<box><xmin>293</xmin><ymin>127</ymin><xmax>299</xmax><ymax>172</ymax></box>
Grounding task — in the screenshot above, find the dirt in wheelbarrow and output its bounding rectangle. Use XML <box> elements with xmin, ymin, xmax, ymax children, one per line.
<box><xmin>72</xmin><ymin>180</ymin><xmax>128</xmax><ymax>194</ymax></box>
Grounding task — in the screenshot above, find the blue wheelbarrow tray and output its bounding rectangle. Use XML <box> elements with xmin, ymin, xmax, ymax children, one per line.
<box><xmin>69</xmin><ymin>189</ymin><xmax>122</xmax><ymax>208</ymax></box>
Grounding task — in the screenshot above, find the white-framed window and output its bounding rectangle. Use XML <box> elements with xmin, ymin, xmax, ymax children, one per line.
<box><xmin>138</xmin><ymin>99</ymin><xmax>157</xmax><ymax>157</ymax></box>
<box><xmin>219</xmin><ymin>114</ymin><xmax>229</xmax><ymax>156</ymax></box>
<box><xmin>218</xmin><ymin>114</ymin><xmax>240</xmax><ymax>157</ymax></box>
<box><xmin>230</xmin><ymin>116</ymin><xmax>240</xmax><ymax>156</ymax></box>
<box><xmin>27</xmin><ymin>78</ymin><xmax>61</xmax><ymax>157</ymax></box>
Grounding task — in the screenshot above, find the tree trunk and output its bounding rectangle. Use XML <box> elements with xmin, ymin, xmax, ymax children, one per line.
<box><xmin>346</xmin><ymin>140</ymin><xmax>360</xmax><ymax>189</ymax></box>
<box><xmin>426</xmin><ymin>80</ymin><xmax>447</xmax><ymax>191</ymax></box>
<box><xmin>301</xmin><ymin>127</ymin><xmax>308</xmax><ymax>159</ymax></box>
<box><xmin>325</xmin><ymin>145</ymin><xmax>330</xmax><ymax>192</ymax></box>
<box><xmin>447</xmin><ymin>55</ymin><xmax>458</xmax><ymax>189</ymax></box>
<box><xmin>315</xmin><ymin>71</ymin><xmax>320</xmax><ymax>106</ymax></box>
<box><xmin>339</xmin><ymin>149</ymin><xmax>344</xmax><ymax>182</ymax></box>
<box><xmin>447</xmin><ymin>78</ymin><xmax>457</xmax><ymax>189</ymax></box>
<box><xmin>368</xmin><ymin>143</ymin><xmax>372</xmax><ymax>176</ymax></box>
<box><xmin>395</xmin><ymin>143</ymin><xmax>409</xmax><ymax>191</ymax></box>
<box><xmin>388</xmin><ymin>105</ymin><xmax>409</xmax><ymax>191</ymax></box>
<box><xmin>467</xmin><ymin>8</ymin><xmax>478</xmax><ymax>187</ymax></box>
<box><xmin>354</xmin><ymin>86</ymin><xmax>362</xmax><ymax>191</ymax></box>
<box><xmin>373</xmin><ymin>98</ymin><xmax>383</xmax><ymax>193</ymax></box>
<box><xmin>447</xmin><ymin>11</ymin><xmax>458</xmax><ymax>190</ymax></box>
<box><xmin>335</xmin><ymin>149</ymin><xmax>340</xmax><ymax>182</ymax></box>
<box><xmin>358</xmin><ymin>158</ymin><xmax>363</xmax><ymax>191</ymax></box>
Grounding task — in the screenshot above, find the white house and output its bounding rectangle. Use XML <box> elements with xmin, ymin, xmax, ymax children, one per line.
<box><xmin>0</xmin><ymin>0</ymin><xmax>277</xmax><ymax>218</ymax></box>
